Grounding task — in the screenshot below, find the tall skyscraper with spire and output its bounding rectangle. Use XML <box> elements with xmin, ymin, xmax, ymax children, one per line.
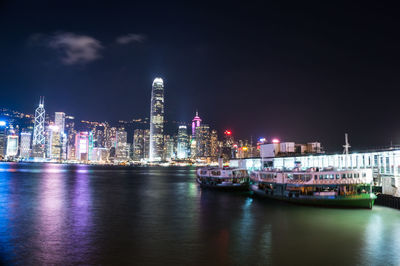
<box><xmin>191</xmin><ymin>110</ymin><xmax>202</xmax><ymax>138</ymax></box>
<box><xmin>149</xmin><ymin>77</ymin><xmax>164</xmax><ymax>161</ymax></box>
<box><xmin>32</xmin><ymin>96</ymin><xmax>46</xmax><ymax>158</ymax></box>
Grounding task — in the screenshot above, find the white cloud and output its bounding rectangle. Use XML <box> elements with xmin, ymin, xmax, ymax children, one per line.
<box><xmin>48</xmin><ymin>32</ymin><xmax>103</xmax><ymax>65</ymax></box>
<box><xmin>116</xmin><ymin>33</ymin><xmax>146</xmax><ymax>45</ymax></box>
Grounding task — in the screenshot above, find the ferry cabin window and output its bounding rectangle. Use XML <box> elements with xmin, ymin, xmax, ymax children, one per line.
<box><xmin>314</xmin><ymin>175</ymin><xmax>318</xmax><ymax>180</ymax></box>
<box><xmin>319</xmin><ymin>175</ymin><xmax>323</xmax><ymax>180</ymax></box>
<box><xmin>261</xmin><ymin>173</ymin><xmax>267</xmax><ymax>179</ymax></box>
<box><xmin>362</xmin><ymin>173</ymin><xmax>366</xmax><ymax>178</ymax></box>
<box><xmin>336</xmin><ymin>174</ymin><xmax>340</xmax><ymax>179</ymax></box>
<box><xmin>347</xmin><ymin>173</ymin><xmax>352</xmax><ymax>178</ymax></box>
<box><xmin>342</xmin><ymin>174</ymin><xmax>346</xmax><ymax>179</ymax></box>
<box><xmin>201</xmin><ymin>171</ymin><xmax>207</xmax><ymax>175</ymax></box>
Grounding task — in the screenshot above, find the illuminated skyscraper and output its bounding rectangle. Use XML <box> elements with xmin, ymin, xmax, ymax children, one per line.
<box><xmin>19</xmin><ymin>132</ymin><xmax>32</xmax><ymax>159</ymax></box>
<box><xmin>133</xmin><ymin>129</ymin><xmax>150</xmax><ymax>161</ymax></box>
<box><xmin>210</xmin><ymin>129</ymin><xmax>218</xmax><ymax>160</ymax></box>
<box><xmin>133</xmin><ymin>129</ymin><xmax>145</xmax><ymax>161</ymax></box>
<box><xmin>105</xmin><ymin>127</ymin><xmax>117</xmax><ymax>149</ymax></box>
<box><xmin>6</xmin><ymin>135</ymin><xmax>19</xmax><ymax>157</ymax></box>
<box><xmin>0</xmin><ymin>121</ymin><xmax>6</xmax><ymax>158</ymax></box>
<box><xmin>55</xmin><ymin>112</ymin><xmax>65</xmax><ymax>133</ymax></box>
<box><xmin>115</xmin><ymin>128</ymin><xmax>129</xmax><ymax>161</ymax></box>
<box><xmin>222</xmin><ymin>130</ymin><xmax>234</xmax><ymax>161</ymax></box>
<box><xmin>75</xmin><ymin>132</ymin><xmax>89</xmax><ymax>161</ymax></box>
<box><xmin>196</xmin><ymin>124</ymin><xmax>211</xmax><ymax>158</ymax></box>
<box><xmin>177</xmin><ymin>125</ymin><xmax>189</xmax><ymax>159</ymax></box>
<box><xmin>163</xmin><ymin>135</ymin><xmax>175</xmax><ymax>161</ymax></box>
<box><xmin>149</xmin><ymin>77</ymin><xmax>164</xmax><ymax>161</ymax></box>
<box><xmin>32</xmin><ymin>97</ymin><xmax>46</xmax><ymax>158</ymax></box>
<box><xmin>143</xmin><ymin>129</ymin><xmax>150</xmax><ymax>160</ymax></box>
<box><xmin>47</xmin><ymin>125</ymin><xmax>61</xmax><ymax>160</ymax></box>
<box><xmin>191</xmin><ymin>111</ymin><xmax>202</xmax><ymax>138</ymax></box>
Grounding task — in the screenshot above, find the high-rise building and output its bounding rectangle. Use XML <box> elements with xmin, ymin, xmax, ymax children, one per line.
<box><xmin>94</xmin><ymin>127</ymin><xmax>105</xmax><ymax>148</ymax></box>
<box><xmin>143</xmin><ymin>129</ymin><xmax>150</xmax><ymax>160</ymax></box>
<box><xmin>75</xmin><ymin>132</ymin><xmax>89</xmax><ymax>161</ymax></box>
<box><xmin>67</xmin><ymin>128</ymin><xmax>77</xmax><ymax>161</ymax></box>
<box><xmin>6</xmin><ymin>135</ymin><xmax>19</xmax><ymax>157</ymax></box>
<box><xmin>190</xmin><ymin>135</ymin><xmax>196</xmax><ymax>159</ymax></box>
<box><xmin>91</xmin><ymin>147</ymin><xmax>109</xmax><ymax>163</ymax></box>
<box><xmin>163</xmin><ymin>135</ymin><xmax>175</xmax><ymax>161</ymax></box>
<box><xmin>149</xmin><ymin>77</ymin><xmax>164</xmax><ymax>161</ymax></box>
<box><xmin>105</xmin><ymin>127</ymin><xmax>117</xmax><ymax>149</ymax></box>
<box><xmin>191</xmin><ymin>111</ymin><xmax>202</xmax><ymax>138</ymax></box>
<box><xmin>54</xmin><ymin>112</ymin><xmax>67</xmax><ymax>160</ymax></box>
<box><xmin>115</xmin><ymin>128</ymin><xmax>129</xmax><ymax>161</ymax></box>
<box><xmin>133</xmin><ymin>129</ymin><xmax>145</xmax><ymax>161</ymax></box>
<box><xmin>177</xmin><ymin>125</ymin><xmax>189</xmax><ymax>159</ymax></box>
<box><xmin>133</xmin><ymin>129</ymin><xmax>150</xmax><ymax>161</ymax></box>
<box><xmin>221</xmin><ymin>130</ymin><xmax>234</xmax><ymax>161</ymax></box>
<box><xmin>32</xmin><ymin>97</ymin><xmax>46</xmax><ymax>158</ymax></box>
<box><xmin>47</xmin><ymin>125</ymin><xmax>62</xmax><ymax>160</ymax></box>
<box><xmin>0</xmin><ymin>121</ymin><xmax>6</xmax><ymax>158</ymax></box>
<box><xmin>54</xmin><ymin>112</ymin><xmax>65</xmax><ymax>133</ymax></box>
<box><xmin>196</xmin><ymin>124</ymin><xmax>211</xmax><ymax>158</ymax></box>
<box><xmin>210</xmin><ymin>129</ymin><xmax>218</xmax><ymax>160</ymax></box>
<box><xmin>19</xmin><ymin>132</ymin><xmax>32</xmax><ymax>159</ymax></box>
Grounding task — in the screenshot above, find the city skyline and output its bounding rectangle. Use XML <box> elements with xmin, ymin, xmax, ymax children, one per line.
<box><xmin>1</xmin><ymin>1</ymin><xmax>400</xmax><ymax>151</ymax></box>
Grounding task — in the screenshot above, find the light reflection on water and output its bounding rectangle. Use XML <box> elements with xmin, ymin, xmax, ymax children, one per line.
<box><xmin>0</xmin><ymin>162</ymin><xmax>399</xmax><ymax>265</ymax></box>
<box><xmin>0</xmin><ymin>169</ymin><xmax>14</xmax><ymax>263</ymax></box>
<box><xmin>35</xmin><ymin>163</ymin><xmax>66</xmax><ymax>265</ymax></box>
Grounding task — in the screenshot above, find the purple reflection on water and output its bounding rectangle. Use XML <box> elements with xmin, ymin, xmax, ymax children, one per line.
<box><xmin>0</xmin><ymin>166</ymin><xmax>14</xmax><ymax>263</ymax></box>
<box><xmin>34</xmin><ymin>163</ymin><xmax>66</xmax><ymax>265</ymax></box>
<box><xmin>69</xmin><ymin>164</ymin><xmax>94</xmax><ymax>263</ymax></box>
<box><xmin>32</xmin><ymin>163</ymin><xmax>94</xmax><ymax>265</ymax></box>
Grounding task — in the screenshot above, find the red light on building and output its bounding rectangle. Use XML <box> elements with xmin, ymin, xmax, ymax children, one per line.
<box><xmin>224</xmin><ymin>130</ymin><xmax>232</xmax><ymax>135</ymax></box>
<box><xmin>272</xmin><ymin>138</ymin><xmax>280</xmax><ymax>144</ymax></box>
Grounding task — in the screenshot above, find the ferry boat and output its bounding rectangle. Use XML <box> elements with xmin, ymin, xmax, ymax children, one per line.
<box><xmin>250</xmin><ymin>168</ymin><xmax>377</xmax><ymax>209</ymax></box>
<box><xmin>196</xmin><ymin>167</ymin><xmax>250</xmax><ymax>190</ymax></box>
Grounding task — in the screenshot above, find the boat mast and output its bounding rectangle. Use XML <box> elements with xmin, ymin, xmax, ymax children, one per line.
<box><xmin>343</xmin><ymin>133</ymin><xmax>351</xmax><ymax>169</ymax></box>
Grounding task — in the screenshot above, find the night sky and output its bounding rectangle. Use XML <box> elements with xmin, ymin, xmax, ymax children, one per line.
<box><xmin>1</xmin><ymin>1</ymin><xmax>399</xmax><ymax>151</ymax></box>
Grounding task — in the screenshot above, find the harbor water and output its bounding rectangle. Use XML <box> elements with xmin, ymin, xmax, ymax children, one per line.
<box><xmin>0</xmin><ymin>163</ymin><xmax>399</xmax><ymax>265</ymax></box>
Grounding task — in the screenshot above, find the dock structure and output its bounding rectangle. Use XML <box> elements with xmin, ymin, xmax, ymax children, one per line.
<box><xmin>230</xmin><ymin>147</ymin><xmax>400</xmax><ymax>198</ymax></box>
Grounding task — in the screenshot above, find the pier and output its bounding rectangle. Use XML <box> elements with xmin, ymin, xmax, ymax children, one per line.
<box><xmin>231</xmin><ymin>147</ymin><xmax>400</xmax><ymax>199</ymax></box>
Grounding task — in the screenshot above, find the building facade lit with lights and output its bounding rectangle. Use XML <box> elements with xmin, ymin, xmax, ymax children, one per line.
<box><xmin>177</xmin><ymin>125</ymin><xmax>189</xmax><ymax>159</ymax></box>
<box><xmin>75</xmin><ymin>132</ymin><xmax>90</xmax><ymax>161</ymax></box>
<box><xmin>55</xmin><ymin>112</ymin><xmax>65</xmax><ymax>133</ymax></box>
<box><xmin>47</xmin><ymin>125</ymin><xmax>62</xmax><ymax>160</ymax></box>
<box><xmin>19</xmin><ymin>131</ymin><xmax>32</xmax><ymax>159</ymax></box>
<box><xmin>195</xmin><ymin>124</ymin><xmax>211</xmax><ymax>158</ymax></box>
<box><xmin>0</xmin><ymin>121</ymin><xmax>6</xmax><ymax>158</ymax></box>
<box><xmin>191</xmin><ymin>111</ymin><xmax>202</xmax><ymax>138</ymax></box>
<box><xmin>210</xmin><ymin>129</ymin><xmax>218</xmax><ymax>159</ymax></box>
<box><xmin>163</xmin><ymin>134</ymin><xmax>175</xmax><ymax>161</ymax></box>
<box><xmin>115</xmin><ymin>128</ymin><xmax>129</xmax><ymax>162</ymax></box>
<box><xmin>149</xmin><ymin>77</ymin><xmax>164</xmax><ymax>161</ymax></box>
<box><xmin>133</xmin><ymin>129</ymin><xmax>150</xmax><ymax>161</ymax></box>
<box><xmin>32</xmin><ymin>97</ymin><xmax>46</xmax><ymax>158</ymax></box>
<box><xmin>6</xmin><ymin>135</ymin><xmax>19</xmax><ymax>157</ymax></box>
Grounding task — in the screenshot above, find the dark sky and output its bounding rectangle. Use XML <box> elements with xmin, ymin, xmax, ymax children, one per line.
<box><xmin>1</xmin><ymin>1</ymin><xmax>399</xmax><ymax>151</ymax></box>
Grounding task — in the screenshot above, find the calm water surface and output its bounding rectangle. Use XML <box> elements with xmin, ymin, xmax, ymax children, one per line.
<box><xmin>0</xmin><ymin>162</ymin><xmax>399</xmax><ymax>265</ymax></box>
